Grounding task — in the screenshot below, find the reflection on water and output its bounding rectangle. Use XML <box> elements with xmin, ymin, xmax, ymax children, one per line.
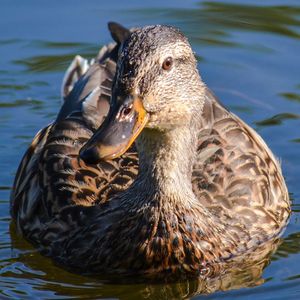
<box><xmin>2</xmin><ymin>224</ymin><xmax>281</xmax><ymax>299</ymax></box>
<box><xmin>0</xmin><ymin>0</ymin><xmax>300</xmax><ymax>299</ymax></box>
<box><xmin>131</xmin><ymin>1</ymin><xmax>300</xmax><ymax>45</ymax></box>
<box><xmin>13</xmin><ymin>45</ymin><xmax>99</xmax><ymax>73</ymax></box>
<box><xmin>0</xmin><ymin>99</ymin><xmax>44</xmax><ymax>108</ymax></box>
<box><xmin>280</xmin><ymin>92</ymin><xmax>300</xmax><ymax>103</ymax></box>
<box><xmin>273</xmin><ymin>232</ymin><xmax>300</xmax><ymax>260</ymax></box>
<box><xmin>255</xmin><ymin>113</ymin><xmax>300</xmax><ymax>126</ymax></box>
<box><xmin>3</xmin><ymin>225</ymin><xmax>300</xmax><ymax>299</ymax></box>
<box><xmin>0</xmin><ymin>84</ymin><xmax>29</xmax><ymax>91</ymax></box>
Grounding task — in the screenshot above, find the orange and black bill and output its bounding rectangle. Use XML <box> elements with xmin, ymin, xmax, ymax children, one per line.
<box><xmin>80</xmin><ymin>95</ymin><xmax>148</xmax><ymax>164</ymax></box>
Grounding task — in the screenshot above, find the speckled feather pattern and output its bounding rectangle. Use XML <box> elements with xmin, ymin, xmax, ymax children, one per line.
<box><xmin>10</xmin><ymin>24</ymin><xmax>290</xmax><ymax>280</ymax></box>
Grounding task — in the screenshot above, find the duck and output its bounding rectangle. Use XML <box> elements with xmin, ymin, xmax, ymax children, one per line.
<box><xmin>10</xmin><ymin>22</ymin><xmax>290</xmax><ymax>280</ymax></box>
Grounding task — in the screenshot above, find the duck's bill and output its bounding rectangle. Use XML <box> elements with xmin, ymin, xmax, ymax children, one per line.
<box><xmin>80</xmin><ymin>96</ymin><xmax>148</xmax><ymax>164</ymax></box>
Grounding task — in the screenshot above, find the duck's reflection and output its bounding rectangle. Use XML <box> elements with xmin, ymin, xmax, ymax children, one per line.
<box><xmin>9</xmin><ymin>222</ymin><xmax>283</xmax><ymax>299</ymax></box>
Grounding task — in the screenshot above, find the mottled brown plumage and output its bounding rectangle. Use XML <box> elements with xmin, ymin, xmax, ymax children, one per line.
<box><xmin>10</xmin><ymin>23</ymin><xmax>290</xmax><ymax>280</ymax></box>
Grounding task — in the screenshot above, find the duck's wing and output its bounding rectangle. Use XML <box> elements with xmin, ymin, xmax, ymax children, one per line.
<box><xmin>192</xmin><ymin>88</ymin><xmax>290</xmax><ymax>244</ymax></box>
<box><xmin>10</xmin><ymin>24</ymin><xmax>139</xmax><ymax>236</ymax></box>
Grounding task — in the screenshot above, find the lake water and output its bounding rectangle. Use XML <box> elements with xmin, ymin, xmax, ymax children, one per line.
<box><xmin>0</xmin><ymin>0</ymin><xmax>300</xmax><ymax>299</ymax></box>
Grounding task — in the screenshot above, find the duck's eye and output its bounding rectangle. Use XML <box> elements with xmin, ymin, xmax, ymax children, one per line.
<box><xmin>162</xmin><ymin>57</ymin><xmax>173</xmax><ymax>71</ymax></box>
<box><xmin>121</xmin><ymin>105</ymin><xmax>133</xmax><ymax>117</ymax></box>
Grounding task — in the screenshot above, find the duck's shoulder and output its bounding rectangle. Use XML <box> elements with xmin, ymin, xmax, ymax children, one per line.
<box><xmin>192</xmin><ymin>88</ymin><xmax>290</xmax><ymax>239</ymax></box>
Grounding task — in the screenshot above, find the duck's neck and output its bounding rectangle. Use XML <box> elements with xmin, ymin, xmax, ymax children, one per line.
<box><xmin>133</xmin><ymin>121</ymin><xmax>199</xmax><ymax>206</ymax></box>
<box><xmin>119</xmin><ymin>101</ymin><xmax>233</xmax><ymax>255</ymax></box>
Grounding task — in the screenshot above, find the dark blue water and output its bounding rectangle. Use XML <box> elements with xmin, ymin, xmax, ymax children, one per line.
<box><xmin>0</xmin><ymin>0</ymin><xmax>300</xmax><ymax>299</ymax></box>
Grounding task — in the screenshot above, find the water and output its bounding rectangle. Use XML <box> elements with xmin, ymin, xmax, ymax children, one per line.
<box><xmin>0</xmin><ymin>0</ymin><xmax>300</xmax><ymax>299</ymax></box>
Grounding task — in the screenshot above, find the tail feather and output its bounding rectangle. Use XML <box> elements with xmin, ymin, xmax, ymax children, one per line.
<box><xmin>61</xmin><ymin>55</ymin><xmax>90</xmax><ymax>101</ymax></box>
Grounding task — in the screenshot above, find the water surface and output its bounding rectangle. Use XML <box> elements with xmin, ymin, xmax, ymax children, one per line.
<box><xmin>0</xmin><ymin>0</ymin><xmax>300</xmax><ymax>299</ymax></box>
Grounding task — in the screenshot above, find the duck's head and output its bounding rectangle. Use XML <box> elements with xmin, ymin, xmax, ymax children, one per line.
<box><xmin>80</xmin><ymin>25</ymin><xmax>204</xmax><ymax>164</ymax></box>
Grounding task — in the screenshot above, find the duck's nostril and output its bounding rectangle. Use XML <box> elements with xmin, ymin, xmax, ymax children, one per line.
<box><xmin>79</xmin><ymin>147</ymin><xmax>100</xmax><ymax>165</ymax></box>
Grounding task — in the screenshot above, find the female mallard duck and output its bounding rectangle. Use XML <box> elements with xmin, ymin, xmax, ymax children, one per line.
<box><xmin>11</xmin><ymin>23</ymin><xmax>290</xmax><ymax>279</ymax></box>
